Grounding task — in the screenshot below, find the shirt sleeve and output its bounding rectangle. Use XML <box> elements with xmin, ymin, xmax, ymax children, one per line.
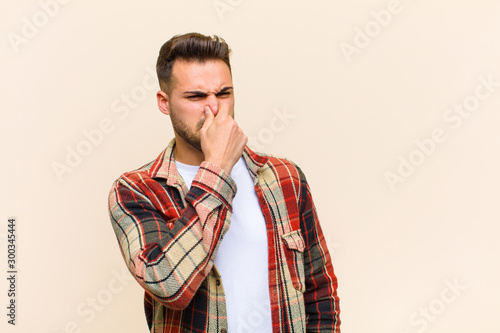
<box><xmin>108</xmin><ymin>161</ymin><xmax>236</xmax><ymax>310</ymax></box>
<box><xmin>298</xmin><ymin>169</ymin><xmax>341</xmax><ymax>332</ymax></box>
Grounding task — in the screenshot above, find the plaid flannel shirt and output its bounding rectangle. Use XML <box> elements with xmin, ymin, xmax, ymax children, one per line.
<box><xmin>108</xmin><ymin>139</ymin><xmax>340</xmax><ymax>332</ymax></box>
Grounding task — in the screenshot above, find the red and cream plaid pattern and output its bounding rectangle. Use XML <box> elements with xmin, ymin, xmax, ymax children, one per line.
<box><xmin>108</xmin><ymin>139</ymin><xmax>341</xmax><ymax>332</ymax></box>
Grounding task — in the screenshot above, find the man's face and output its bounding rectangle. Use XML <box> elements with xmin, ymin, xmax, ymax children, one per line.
<box><xmin>163</xmin><ymin>59</ymin><xmax>234</xmax><ymax>151</ymax></box>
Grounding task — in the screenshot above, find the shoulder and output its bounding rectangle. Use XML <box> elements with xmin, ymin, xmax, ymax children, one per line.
<box><xmin>111</xmin><ymin>140</ymin><xmax>176</xmax><ymax>191</ymax></box>
<box><xmin>110</xmin><ymin>159</ymin><xmax>157</xmax><ymax>192</ymax></box>
<box><xmin>252</xmin><ymin>150</ymin><xmax>308</xmax><ymax>187</ymax></box>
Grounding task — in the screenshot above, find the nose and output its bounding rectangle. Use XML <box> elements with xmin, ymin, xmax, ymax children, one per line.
<box><xmin>206</xmin><ymin>94</ymin><xmax>219</xmax><ymax>116</ymax></box>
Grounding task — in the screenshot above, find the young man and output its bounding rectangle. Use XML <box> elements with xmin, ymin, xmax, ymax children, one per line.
<box><xmin>108</xmin><ymin>33</ymin><xmax>341</xmax><ymax>333</ymax></box>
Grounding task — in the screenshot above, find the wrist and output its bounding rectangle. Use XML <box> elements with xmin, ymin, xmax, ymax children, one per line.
<box><xmin>204</xmin><ymin>158</ymin><xmax>231</xmax><ymax>174</ymax></box>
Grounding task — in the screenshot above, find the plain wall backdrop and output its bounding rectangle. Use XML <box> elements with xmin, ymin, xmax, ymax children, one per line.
<box><xmin>1</xmin><ymin>0</ymin><xmax>499</xmax><ymax>332</ymax></box>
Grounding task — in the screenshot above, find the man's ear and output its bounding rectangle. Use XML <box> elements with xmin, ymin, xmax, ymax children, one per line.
<box><xmin>157</xmin><ymin>90</ymin><xmax>170</xmax><ymax>115</ymax></box>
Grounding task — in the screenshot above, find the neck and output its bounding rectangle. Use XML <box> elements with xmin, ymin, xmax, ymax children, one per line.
<box><xmin>173</xmin><ymin>136</ymin><xmax>204</xmax><ymax>166</ymax></box>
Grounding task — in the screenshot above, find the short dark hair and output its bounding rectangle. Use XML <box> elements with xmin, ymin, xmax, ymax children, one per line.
<box><xmin>156</xmin><ymin>33</ymin><xmax>232</xmax><ymax>93</ymax></box>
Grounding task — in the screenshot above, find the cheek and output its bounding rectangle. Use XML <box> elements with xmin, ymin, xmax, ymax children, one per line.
<box><xmin>173</xmin><ymin>100</ymin><xmax>205</xmax><ymax>119</ymax></box>
<box><xmin>182</xmin><ymin>103</ymin><xmax>208</xmax><ymax>130</ymax></box>
<box><xmin>184</xmin><ymin>100</ymin><xmax>206</xmax><ymax>114</ymax></box>
<box><xmin>224</xmin><ymin>98</ymin><xmax>235</xmax><ymax>115</ymax></box>
<box><xmin>218</xmin><ymin>96</ymin><xmax>235</xmax><ymax>108</ymax></box>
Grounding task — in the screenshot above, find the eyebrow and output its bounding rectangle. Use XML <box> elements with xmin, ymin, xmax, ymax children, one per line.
<box><xmin>183</xmin><ymin>86</ymin><xmax>233</xmax><ymax>96</ymax></box>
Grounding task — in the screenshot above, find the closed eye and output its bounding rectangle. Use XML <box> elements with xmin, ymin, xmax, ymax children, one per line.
<box><xmin>186</xmin><ymin>94</ymin><xmax>206</xmax><ymax>100</ymax></box>
<box><xmin>184</xmin><ymin>87</ymin><xmax>233</xmax><ymax>100</ymax></box>
<box><xmin>216</xmin><ymin>91</ymin><xmax>231</xmax><ymax>98</ymax></box>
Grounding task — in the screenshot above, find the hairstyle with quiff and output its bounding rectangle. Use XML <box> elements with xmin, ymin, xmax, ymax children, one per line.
<box><xmin>156</xmin><ymin>33</ymin><xmax>232</xmax><ymax>94</ymax></box>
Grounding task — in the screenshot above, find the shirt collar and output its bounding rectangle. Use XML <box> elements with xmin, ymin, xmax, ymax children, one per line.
<box><xmin>149</xmin><ymin>138</ymin><xmax>269</xmax><ymax>186</ymax></box>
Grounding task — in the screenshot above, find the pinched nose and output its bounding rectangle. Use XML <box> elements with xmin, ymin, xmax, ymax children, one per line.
<box><xmin>205</xmin><ymin>95</ymin><xmax>219</xmax><ymax>116</ymax></box>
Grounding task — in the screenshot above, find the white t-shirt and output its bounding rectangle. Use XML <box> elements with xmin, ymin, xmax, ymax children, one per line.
<box><xmin>176</xmin><ymin>157</ymin><xmax>272</xmax><ymax>333</ymax></box>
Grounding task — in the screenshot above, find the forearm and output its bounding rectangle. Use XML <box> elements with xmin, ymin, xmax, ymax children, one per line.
<box><xmin>299</xmin><ymin>173</ymin><xmax>341</xmax><ymax>331</ymax></box>
<box><xmin>304</xmin><ymin>256</ymin><xmax>341</xmax><ymax>331</ymax></box>
<box><xmin>109</xmin><ymin>161</ymin><xmax>235</xmax><ymax>309</ymax></box>
<box><xmin>303</xmin><ymin>225</ymin><xmax>341</xmax><ymax>331</ymax></box>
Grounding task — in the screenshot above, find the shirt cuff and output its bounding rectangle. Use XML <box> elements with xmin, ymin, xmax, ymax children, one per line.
<box><xmin>191</xmin><ymin>161</ymin><xmax>237</xmax><ymax>209</ymax></box>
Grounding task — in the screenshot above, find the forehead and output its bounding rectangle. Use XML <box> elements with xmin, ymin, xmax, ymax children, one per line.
<box><xmin>171</xmin><ymin>59</ymin><xmax>232</xmax><ymax>92</ymax></box>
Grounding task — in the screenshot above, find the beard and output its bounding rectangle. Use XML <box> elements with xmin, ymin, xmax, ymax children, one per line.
<box><xmin>169</xmin><ymin>108</ymin><xmax>205</xmax><ymax>151</ymax></box>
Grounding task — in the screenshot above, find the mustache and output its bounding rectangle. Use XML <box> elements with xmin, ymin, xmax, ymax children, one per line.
<box><xmin>196</xmin><ymin>114</ymin><xmax>206</xmax><ymax>131</ymax></box>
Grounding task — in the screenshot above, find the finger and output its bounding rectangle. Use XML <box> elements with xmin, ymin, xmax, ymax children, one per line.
<box><xmin>200</xmin><ymin>106</ymin><xmax>214</xmax><ymax>131</ymax></box>
<box><xmin>216</xmin><ymin>102</ymin><xmax>232</xmax><ymax>120</ymax></box>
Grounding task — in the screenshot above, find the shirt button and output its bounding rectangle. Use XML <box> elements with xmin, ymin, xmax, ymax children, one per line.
<box><xmin>221</xmin><ymin>329</ymin><xmax>227</xmax><ymax>333</ymax></box>
<box><xmin>216</xmin><ymin>279</ymin><xmax>221</xmax><ymax>286</ymax></box>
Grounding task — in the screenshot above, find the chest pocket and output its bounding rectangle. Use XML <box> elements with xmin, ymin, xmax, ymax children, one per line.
<box><xmin>281</xmin><ymin>229</ymin><xmax>306</xmax><ymax>293</ymax></box>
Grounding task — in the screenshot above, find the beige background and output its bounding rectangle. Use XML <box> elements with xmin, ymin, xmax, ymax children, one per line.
<box><xmin>2</xmin><ymin>0</ymin><xmax>499</xmax><ymax>332</ymax></box>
